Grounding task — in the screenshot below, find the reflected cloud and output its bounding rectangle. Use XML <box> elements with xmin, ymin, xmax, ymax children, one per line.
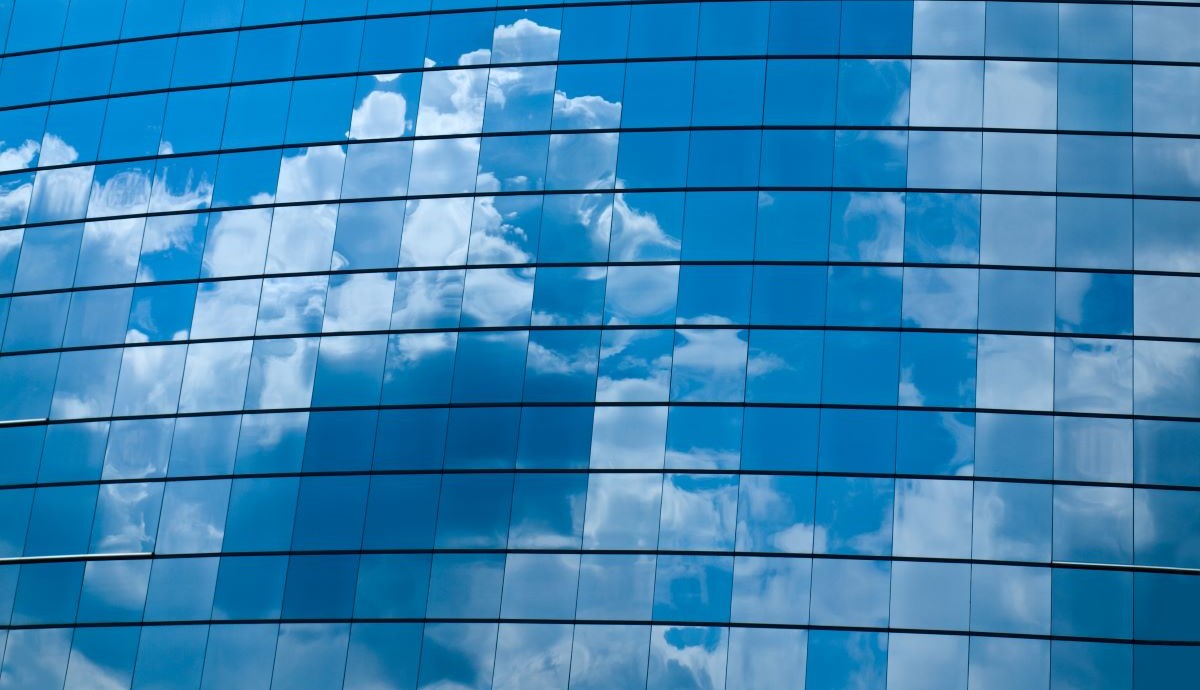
<box><xmin>349</xmin><ymin>76</ymin><xmax>413</xmax><ymax>140</ymax></box>
<box><xmin>831</xmin><ymin>191</ymin><xmax>904</xmax><ymax>262</ymax></box>
<box><xmin>670</xmin><ymin>325</ymin><xmax>748</xmax><ymax>402</ymax></box>
<box><xmin>0</xmin><ymin>139</ymin><xmax>38</xmax><ymax>172</ymax></box>
<box><xmin>893</xmin><ymin>478</ymin><xmax>972</xmax><ymax>558</ymax></box>
<box><xmin>553</xmin><ymin>91</ymin><xmax>621</xmax><ymax>129</ymax></box>
<box><xmin>976</xmin><ymin>335</ymin><xmax>1053</xmax><ymax>411</ymax></box>
<box><xmin>91</xmin><ymin>483</ymin><xmax>161</xmax><ymax>553</ymax></box>
<box><xmin>201</xmin><ymin>208</ymin><xmax>272</xmax><ymax>277</ymax></box>
<box><xmin>1055</xmin><ymin>338</ymin><xmax>1132</xmax><ymax>414</ymax></box>
<box><xmin>582</xmin><ymin>473</ymin><xmax>663</xmax><ymax>547</ymax></box>
<box><xmin>659</xmin><ymin>474</ymin><xmax>738</xmax><ymax>550</ymax></box>
<box><xmin>492</xmin><ymin>19</ymin><xmax>561</xmax><ymax>63</ymax></box>
<box><xmin>595</xmin><ymin>329</ymin><xmax>673</xmax><ymax>402</ymax></box>
<box><xmin>245</xmin><ymin>338</ymin><xmax>319</xmax><ymax>410</ymax></box>
<box><xmin>648</xmin><ymin>626</ymin><xmax>728</xmax><ymax>690</ymax></box>
<box><xmin>1134</xmin><ymin>340</ymin><xmax>1200</xmax><ymax>417</ymax></box>
<box><xmin>492</xmin><ymin>624</ymin><xmax>571</xmax><ymax>690</ymax></box>
<box><xmin>525</xmin><ymin>337</ymin><xmax>596</xmax><ymax>376</ymax></box>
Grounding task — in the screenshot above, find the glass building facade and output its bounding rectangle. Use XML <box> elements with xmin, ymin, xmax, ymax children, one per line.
<box><xmin>0</xmin><ymin>0</ymin><xmax>1198</xmax><ymax>687</ymax></box>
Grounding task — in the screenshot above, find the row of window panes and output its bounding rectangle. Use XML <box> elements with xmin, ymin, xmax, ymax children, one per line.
<box><xmin>3</xmin><ymin>331</ymin><xmax>1200</xmax><ymax>419</ymax></box>
<box><xmin>5</xmin><ymin>0</ymin><xmax>1200</xmax><ymax>76</ymax></box>
<box><xmin>1</xmin><ymin>469</ymin><xmax>1196</xmax><ymax>567</ymax></box>
<box><xmin>7</xmin><ymin>266</ymin><xmax>1200</xmax><ymax>356</ymax></box>
<box><xmin>4</xmin><ymin>193</ymin><xmax>1198</xmax><ymax>301</ymax></box>
<box><xmin>5</xmin><ymin>135</ymin><xmax>1200</xmax><ymax>244</ymax></box>
<box><xmin>4</xmin><ymin>57</ymin><xmax>1200</xmax><ymax>182</ymax></box>
<box><xmin>3</xmin><ymin>405</ymin><xmax>1198</xmax><ymax>483</ymax></box>
<box><xmin>0</xmin><ymin>0</ymin><xmax>424</xmax><ymax>53</ymax></box>
<box><xmin>0</xmin><ymin>621</ymin><xmax>1189</xmax><ymax>689</ymax></box>
<box><xmin>0</xmin><ymin>548</ymin><xmax>1198</xmax><ymax>640</ymax></box>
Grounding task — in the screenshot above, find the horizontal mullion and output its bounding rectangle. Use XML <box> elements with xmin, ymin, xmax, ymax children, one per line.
<box><xmin>3</xmin><ymin>0</ymin><xmax>1200</xmax><ymax>66</ymax></box>
<box><xmin>5</xmin><ymin>258</ymin><xmax>1200</xmax><ymax>303</ymax></box>
<box><xmin>6</xmin><ymin>51</ymin><xmax>1200</xmax><ymax>119</ymax></box>
<box><xmin>2</xmin><ymin>616</ymin><xmax>1191</xmax><ymax>647</ymax></box>
<box><xmin>3</xmin><ymin>400</ymin><xmax>1199</xmax><ymax>428</ymax></box>
<box><xmin>1</xmin><ymin>323</ymin><xmax>1197</xmax><ymax>360</ymax></box>
<box><xmin>0</xmin><ymin>464</ymin><xmax>1196</xmax><ymax>496</ymax></box>
<box><xmin>4</xmin><ymin>185</ymin><xmax>1200</xmax><ymax>236</ymax></box>
<box><xmin>0</xmin><ymin>546</ymin><xmax>1195</xmax><ymax>578</ymax></box>
<box><xmin>4</xmin><ymin>122</ymin><xmax>1200</xmax><ymax>183</ymax></box>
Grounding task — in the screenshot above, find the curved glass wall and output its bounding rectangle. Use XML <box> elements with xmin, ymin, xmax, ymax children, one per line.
<box><xmin>0</xmin><ymin>0</ymin><xmax>1199</xmax><ymax>688</ymax></box>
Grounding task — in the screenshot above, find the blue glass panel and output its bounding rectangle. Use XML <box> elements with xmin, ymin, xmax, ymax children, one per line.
<box><xmin>426</xmin><ymin>553</ymin><xmax>504</xmax><ymax>618</ymax></box>
<box><xmin>223</xmin><ymin>478</ymin><xmax>299</xmax><ymax>553</ymax></box>
<box><xmin>212</xmin><ymin>555</ymin><xmax>288</xmax><ymax>620</ymax></box>
<box><xmin>814</xmin><ymin>477</ymin><xmax>894</xmax><ymax>555</ymax></box>
<box><xmin>143</xmin><ymin>557</ymin><xmax>218</xmax><ymax>621</ymax></box>
<box><xmin>282</xmin><ymin>555</ymin><xmax>359</xmax><ymax>619</ymax></box>
<box><xmin>291</xmin><ymin>475</ymin><xmax>369</xmax><ymax>550</ymax></box>
<box><xmin>131</xmin><ymin>626</ymin><xmax>208</xmax><ymax>689</ymax></box>
<box><xmin>986</xmin><ymin>1</ymin><xmax>1057</xmax><ymax>57</ymax></box>
<box><xmin>64</xmin><ymin>626</ymin><xmax>140</xmax><ymax>690</ymax></box>
<box><xmin>508</xmin><ymin>473</ymin><xmax>586</xmax><ymax>547</ymax></box>
<box><xmin>417</xmin><ymin>623</ymin><xmax>497</xmax><ymax>690</ymax></box>
<box><xmin>821</xmin><ymin>331</ymin><xmax>900</xmax><ymax>405</ymax></box>
<box><xmin>807</xmin><ymin>631</ymin><xmax>888</xmax><ymax>688</ymax></box>
<box><xmin>841</xmin><ymin>1</ymin><xmax>913</xmax><ymax>54</ymax></box>
<box><xmin>200</xmin><ymin>624</ymin><xmax>278</xmax><ymax>690</ymax></box>
<box><xmin>435</xmin><ymin>474</ymin><xmax>513</xmax><ymax>548</ymax></box>
<box><xmin>362</xmin><ymin>474</ymin><xmax>440</xmax><ymax>549</ymax></box>
<box><xmin>344</xmin><ymin>623</ymin><xmax>422</xmax><ymax>690</ymax></box>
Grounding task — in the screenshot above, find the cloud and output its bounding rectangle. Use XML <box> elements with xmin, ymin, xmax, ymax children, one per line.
<box><xmin>256</xmin><ymin>276</ymin><xmax>328</xmax><ymax>336</ymax></box>
<box><xmin>608</xmin><ymin>194</ymin><xmax>680</xmax><ymax>261</ymax></box>
<box><xmin>902</xmin><ymin>267</ymin><xmax>978</xmax><ymax>329</ymax></box>
<box><xmin>390</xmin><ymin>270</ymin><xmax>464</xmax><ymax>330</ymax></box>
<box><xmin>1055</xmin><ymin>338</ymin><xmax>1132</xmax><ymax>414</ymax></box>
<box><xmin>112</xmin><ymin>342</ymin><xmax>187</xmax><ymax>416</ymax></box>
<box><xmin>1137</xmin><ymin>339</ymin><xmax>1200</xmax><ymax>418</ymax></box>
<box><xmin>349</xmin><ymin>85</ymin><xmax>410</xmax><ymax>139</ymax></box>
<box><xmin>415</xmin><ymin>64</ymin><xmax>488</xmax><ymax>136</ymax></box>
<box><xmin>0</xmin><ymin>138</ymin><xmax>38</xmax><ymax>172</ymax></box>
<box><xmin>984</xmin><ymin>61</ymin><xmax>1057</xmax><ymax>128</ymax></box>
<box><xmin>649</xmin><ymin>626</ymin><xmax>728</xmax><ymax>690</ymax></box>
<box><xmin>669</xmin><ymin>326</ymin><xmax>749</xmax><ymax>402</ymax></box>
<box><xmin>0</xmin><ymin>629</ymin><xmax>74</xmax><ymax>690</ymax></box>
<box><xmin>190</xmin><ymin>279</ymin><xmax>262</xmax><ymax>339</ymax></box>
<box><xmin>399</xmin><ymin>198</ymin><xmax>473</xmax><ymax>265</ymax></box>
<box><xmin>525</xmin><ymin>338</ymin><xmax>596</xmax><ymax>376</ymax></box>
<box><xmin>832</xmin><ymin>191</ymin><xmax>905</xmax><ymax>262</ymax></box>
<box><xmin>553</xmin><ymin>91</ymin><xmax>621</xmax><ymax>129</ymax></box>
<box><xmin>588</xmin><ymin>406</ymin><xmax>669</xmax><ymax>471</ymax></box>
<box><xmin>492</xmin><ymin>623</ymin><xmax>571</xmax><ymax>689</ymax></box>
<box><xmin>322</xmin><ymin>273</ymin><xmax>394</xmax><ymax>332</ymax></box>
<box><xmin>176</xmin><ymin>340</ymin><xmax>253</xmax><ymax>413</ymax></box>
<box><xmin>201</xmin><ymin>207</ymin><xmax>272</xmax><ymax>277</ymax></box>
<box><xmin>491</xmin><ymin>18</ymin><xmax>561</xmax><ymax>63</ymax></box>
<box><xmin>568</xmin><ymin>625</ymin><xmax>651</xmax><ymax>690</ymax></box>
<box><xmin>156</xmin><ymin>481</ymin><xmax>227</xmax><ymax>553</ymax></box>
<box><xmin>276</xmin><ymin>145</ymin><xmax>346</xmax><ymax>203</ymax></box>
<box><xmin>892</xmin><ymin>478</ymin><xmax>973</xmax><ymax>558</ymax></box>
<box><xmin>582</xmin><ymin>473</ymin><xmax>663</xmax><ymax>547</ymax></box>
<box><xmin>602</xmin><ymin>266</ymin><xmax>679</xmax><ymax>324</ymax></box>
<box><xmin>459</xmin><ymin>268</ymin><xmax>534</xmax><ymax>326</ymax></box>
<box><xmin>976</xmin><ymin>335</ymin><xmax>1054</xmax><ymax>411</ymax></box>
<box><xmin>244</xmin><ymin>338</ymin><xmax>319</xmax><ymax>410</ymax></box>
<box><xmin>659</xmin><ymin>474</ymin><xmax>738</xmax><ymax>549</ymax></box>
<box><xmin>87</xmin><ymin>166</ymin><xmax>152</xmax><ymax>217</ymax></box>
<box><xmin>0</xmin><ymin>177</ymin><xmax>32</xmax><ymax>226</ymax></box>
<box><xmin>595</xmin><ymin>330</ymin><xmax>673</xmax><ymax>402</ymax></box>
<box><xmin>92</xmin><ymin>483</ymin><xmax>162</xmax><ymax>552</ymax></box>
